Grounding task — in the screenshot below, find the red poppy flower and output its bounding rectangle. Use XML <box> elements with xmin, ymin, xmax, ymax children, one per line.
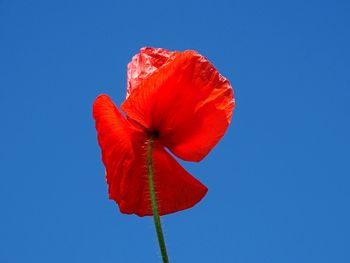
<box><xmin>93</xmin><ymin>47</ymin><xmax>235</xmax><ymax>216</ymax></box>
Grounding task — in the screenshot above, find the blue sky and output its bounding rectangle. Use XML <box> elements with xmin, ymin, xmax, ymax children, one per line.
<box><xmin>1</xmin><ymin>0</ymin><xmax>349</xmax><ymax>262</ymax></box>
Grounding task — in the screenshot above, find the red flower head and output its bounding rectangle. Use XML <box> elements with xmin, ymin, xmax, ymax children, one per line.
<box><xmin>93</xmin><ymin>47</ymin><xmax>235</xmax><ymax>216</ymax></box>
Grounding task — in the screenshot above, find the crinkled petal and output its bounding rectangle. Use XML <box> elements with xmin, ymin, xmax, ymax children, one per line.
<box><xmin>93</xmin><ymin>94</ymin><xmax>207</xmax><ymax>216</ymax></box>
<box><xmin>121</xmin><ymin>50</ymin><xmax>235</xmax><ymax>162</ymax></box>
<box><xmin>127</xmin><ymin>47</ymin><xmax>176</xmax><ymax>98</ymax></box>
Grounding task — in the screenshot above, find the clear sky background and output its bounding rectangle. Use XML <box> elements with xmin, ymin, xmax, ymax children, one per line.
<box><xmin>1</xmin><ymin>0</ymin><xmax>349</xmax><ymax>262</ymax></box>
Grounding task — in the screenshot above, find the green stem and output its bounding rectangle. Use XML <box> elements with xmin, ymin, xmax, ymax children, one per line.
<box><xmin>147</xmin><ymin>137</ymin><xmax>169</xmax><ymax>263</ymax></box>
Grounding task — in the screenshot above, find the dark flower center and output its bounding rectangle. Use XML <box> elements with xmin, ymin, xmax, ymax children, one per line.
<box><xmin>147</xmin><ymin>130</ymin><xmax>160</xmax><ymax>139</ymax></box>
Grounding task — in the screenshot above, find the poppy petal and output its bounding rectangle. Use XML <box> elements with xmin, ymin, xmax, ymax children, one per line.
<box><xmin>93</xmin><ymin>95</ymin><xmax>207</xmax><ymax>217</ymax></box>
<box><xmin>127</xmin><ymin>47</ymin><xmax>176</xmax><ymax>98</ymax></box>
<box><xmin>150</xmin><ymin>142</ymin><xmax>208</xmax><ymax>216</ymax></box>
<box><xmin>92</xmin><ymin>94</ymin><xmax>147</xmax><ymax>211</ymax></box>
<box><xmin>116</xmin><ymin>141</ymin><xmax>208</xmax><ymax>217</ymax></box>
<box><xmin>122</xmin><ymin>50</ymin><xmax>235</xmax><ymax>162</ymax></box>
